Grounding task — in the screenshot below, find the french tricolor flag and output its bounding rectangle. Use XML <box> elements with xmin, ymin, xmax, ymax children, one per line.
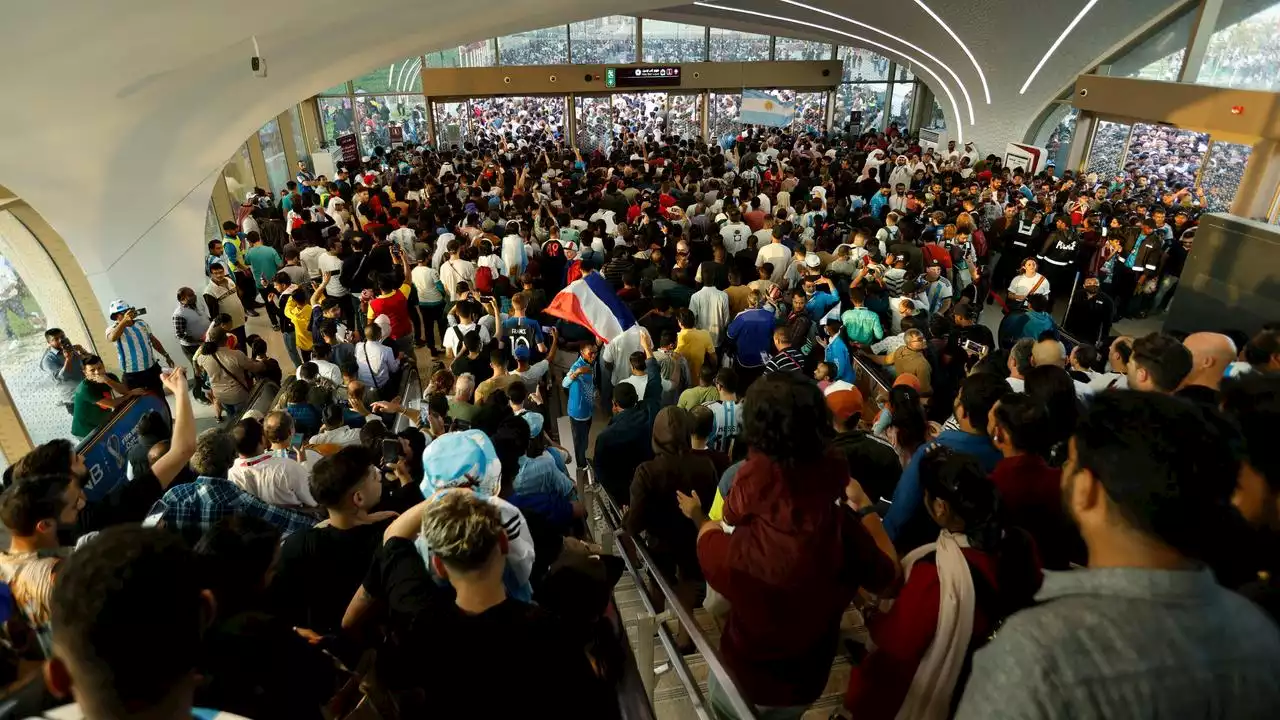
<box><xmin>545</xmin><ymin>272</ymin><xmax>635</xmax><ymax>342</ymax></box>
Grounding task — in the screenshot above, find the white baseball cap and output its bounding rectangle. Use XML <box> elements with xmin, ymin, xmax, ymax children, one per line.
<box><xmin>107</xmin><ymin>299</ymin><xmax>131</xmax><ymax>317</ymax></box>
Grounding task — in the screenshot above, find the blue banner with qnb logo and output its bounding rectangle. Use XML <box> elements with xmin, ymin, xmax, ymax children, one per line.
<box><xmin>75</xmin><ymin>393</ymin><xmax>171</xmax><ymax>502</ymax></box>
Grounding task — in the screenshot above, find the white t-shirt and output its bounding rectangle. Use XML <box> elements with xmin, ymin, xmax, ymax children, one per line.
<box><xmin>320</xmin><ymin>252</ymin><xmax>347</xmax><ymax>296</ymax></box>
<box><xmin>1009</xmin><ymin>273</ymin><xmax>1051</xmax><ymax>298</ymax></box>
<box><xmin>518</xmin><ymin>359</ymin><xmax>551</xmax><ymax>387</ymax></box>
<box><xmin>432</xmin><ymin>234</ymin><xmax>455</xmax><ymax>269</ymax></box>
<box><xmin>299</xmin><ymin>358</ymin><xmax>343</xmax><ymax>387</ymax></box>
<box><xmin>621</xmin><ymin>373</ymin><xmax>672</xmax><ymax>399</ymax></box>
<box><xmin>720</xmin><ymin>223</ymin><xmax>752</xmax><ymax>254</ymax></box>
<box><xmin>602</xmin><ymin>326</ymin><xmax>652</xmax><ymax>386</ymax></box>
<box><xmin>412</xmin><ymin>265</ymin><xmax>444</xmax><ymax>304</ymax></box>
<box><xmin>229</xmin><ymin>453</ymin><xmax>317</xmax><ymax>508</ymax></box>
<box><xmin>439</xmin><ymin>258</ymin><xmax>477</xmax><ymax>300</ymax></box>
<box><xmin>755</xmin><ymin>243</ymin><xmax>792</xmax><ymax>287</ymax></box>
<box><xmin>299</xmin><ymin>245</ymin><xmax>326</xmax><ymax>280</ymax></box>
<box><xmin>444</xmin><ymin>321</ymin><xmax>491</xmax><ymax>357</ymax></box>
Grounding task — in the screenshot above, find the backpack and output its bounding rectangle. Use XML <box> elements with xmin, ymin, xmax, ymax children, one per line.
<box><xmin>474</xmin><ymin>265</ymin><xmax>495</xmax><ymax>294</ymax></box>
<box><xmin>971</xmin><ymin>229</ymin><xmax>989</xmax><ymax>259</ymax></box>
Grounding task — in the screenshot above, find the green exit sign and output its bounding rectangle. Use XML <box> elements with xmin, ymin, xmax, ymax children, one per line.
<box><xmin>605</xmin><ymin>68</ymin><xmax>616</xmax><ymax>88</ymax></box>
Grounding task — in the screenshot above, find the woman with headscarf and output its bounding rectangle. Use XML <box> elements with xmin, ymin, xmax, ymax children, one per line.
<box><xmin>625</xmin><ymin>406</ymin><xmax>718</xmax><ymax>650</ymax></box>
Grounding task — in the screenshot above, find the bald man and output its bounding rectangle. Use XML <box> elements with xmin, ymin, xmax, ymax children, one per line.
<box><xmin>1178</xmin><ymin>332</ymin><xmax>1237</xmax><ymax>406</ymax></box>
<box><xmin>1032</xmin><ymin>338</ymin><xmax>1094</xmax><ymax>399</ymax></box>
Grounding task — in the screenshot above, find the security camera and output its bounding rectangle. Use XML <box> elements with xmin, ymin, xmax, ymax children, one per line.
<box><xmin>822</xmin><ymin>69</ymin><xmax>831</xmax><ymax>77</ymax></box>
<box><xmin>549</xmin><ymin>74</ymin><xmax>557</xmax><ymax>83</ymax></box>
<box><xmin>504</xmin><ymin>76</ymin><xmax>512</xmax><ymax>84</ymax></box>
<box><xmin>693</xmin><ymin>71</ymin><xmax>701</xmax><ymax>79</ymax></box>
<box><xmin>584</xmin><ymin>73</ymin><xmax>594</xmax><ymax>82</ymax></box>
<box><xmin>250</xmin><ymin>56</ymin><xmax>267</xmax><ymax>78</ymax></box>
<box><xmin>1078</xmin><ymin>88</ymin><xmax>1089</xmax><ymax>97</ymax></box>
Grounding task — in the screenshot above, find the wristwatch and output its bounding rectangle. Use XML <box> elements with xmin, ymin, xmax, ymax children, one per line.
<box><xmin>855</xmin><ymin>504</ymin><xmax>879</xmax><ymax>521</ymax></box>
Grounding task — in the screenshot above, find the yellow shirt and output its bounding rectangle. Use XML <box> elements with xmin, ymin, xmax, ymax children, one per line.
<box><xmin>676</xmin><ymin>328</ymin><xmax>715</xmax><ymax>379</ymax></box>
<box><xmin>285</xmin><ymin>298</ymin><xmax>315</xmax><ymax>351</ymax></box>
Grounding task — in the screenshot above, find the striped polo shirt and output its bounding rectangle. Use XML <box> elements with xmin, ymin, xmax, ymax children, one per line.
<box><xmin>107</xmin><ymin>318</ymin><xmax>155</xmax><ymax>374</ymax></box>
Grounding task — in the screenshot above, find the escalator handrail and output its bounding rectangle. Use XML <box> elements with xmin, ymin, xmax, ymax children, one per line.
<box><xmin>589</xmin><ymin>468</ymin><xmax>758</xmax><ymax>720</ymax></box>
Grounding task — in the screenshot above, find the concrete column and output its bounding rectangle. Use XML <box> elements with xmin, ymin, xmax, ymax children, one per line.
<box><xmin>1065</xmin><ymin>111</ymin><xmax>1095</xmax><ymax>174</ymax></box>
<box><xmin>909</xmin><ymin>82</ymin><xmax>933</xmax><ymax>132</ymax></box>
<box><xmin>247</xmin><ymin>133</ymin><xmax>269</xmax><ymax>191</ymax></box>
<box><xmin>278</xmin><ymin>109</ymin><xmax>299</xmax><ymax>172</ymax></box>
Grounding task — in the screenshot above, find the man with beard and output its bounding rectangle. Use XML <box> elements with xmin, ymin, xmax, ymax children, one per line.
<box><xmin>8</xmin><ymin>367</ymin><xmax>197</xmax><ymax>539</ymax></box>
<box><xmin>1061</xmin><ymin>277</ymin><xmax>1114</xmax><ymax>347</ymax></box>
<box><xmin>1221</xmin><ymin>373</ymin><xmax>1280</xmax><ymax>622</ymax></box>
<box><xmin>956</xmin><ymin>392</ymin><xmax>1280</xmax><ymax>719</ymax></box>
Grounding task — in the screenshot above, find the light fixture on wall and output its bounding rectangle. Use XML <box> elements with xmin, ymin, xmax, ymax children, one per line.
<box><xmin>1020</xmin><ymin>0</ymin><xmax>1100</xmax><ymax>95</ymax></box>
<box><xmin>775</xmin><ymin>0</ymin><xmax>975</xmax><ymax>125</ymax></box>
<box><xmin>692</xmin><ymin>1</ymin><xmax>966</xmax><ymax>143</ymax></box>
<box><xmin>909</xmin><ymin>0</ymin><xmax>990</xmax><ymax>104</ymax></box>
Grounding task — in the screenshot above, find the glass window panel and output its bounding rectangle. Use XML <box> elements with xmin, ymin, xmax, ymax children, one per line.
<box><xmin>468</xmin><ymin>97</ymin><xmax>567</xmax><ymax>144</ymax></box>
<box><xmin>1084</xmin><ymin>120</ymin><xmax>1132</xmax><ymax>181</ymax></box>
<box><xmin>570</xmin><ymin>16</ymin><xmax>637</xmax><ymax>64</ymax></box>
<box><xmin>205</xmin><ymin>200</ymin><xmax>220</xmax><ymax>245</ymax></box>
<box><xmin>318</xmin><ymin>97</ymin><xmax>357</xmax><ymax>152</ymax></box>
<box><xmin>351</xmin><ymin>57</ymin><xmax>423</xmax><ymax>94</ymax></box>
<box><xmin>888</xmin><ymin>82</ymin><xmax>913</xmax><ymax>131</ymax></box>
<box><xmin>1200</xmin><ymin>141</ymin><xmax>1252</xmax><ymax>213</ymax></box>
<box><xmin>775</xmin><ymin>37</ymin><xmax>831</xmax><ymax>61</ymax></box>
<box><xmin>668</xmin><ymin>93</ymin><xmax>703</xmax><ymax>142</ymax></box>
<box><xmin>1122</xmin><ymin>123</ymin><xmax>1209</xmax><ymax>190</ymax></box>
<box><xmin>0</xmin><ymin>210</ymin><xmax>95</xmax><ymax>445</ymax></box>
<box><xmin>498</xmin><ymin>25</ymin><xmax>569</xmax><ymax>66</ymax></box>
<box><xmin>426</xmin><ymin>41</ymin><xmax>497</xmax><ymax>68</ymax></box>
<box><xmin>1110</xmin><ymin>6</ymin><xmax>1195</xmax><ymax>82</ymax></box>
<box><xmin>928</xmin><ymin>96</ymin><xmax>946</xmax><ymax>130</ymax></box>
<box><xmin>896</xmin><ymin>65</ymin><xmax>915</xmax><ymax>82</ymax></box>
<box><xmin>839</xmin><ymin>46</ymin><xmax>890</xmax><ymax>82</ymax></box>
<box><xmin>1033</xmin><ymin>105</ymin><xmax>1079</xmax><ymax>170</ymax></box>
<box><xmin>833</xmin><ymin>82</ymin><xmax>888</xmax><ymax>131</ymax></box>
<box><xmin>222</xmin><ymin>144</ymin><xmax>255</xmax><ymax>205</ymax></box>
<box><xmin>612</xmin><ymin>93</ymin><xmax>671</xmax><ymax>140</ymax></box>
<box><xmin>576</xmin><ymin>95</ymin><xmax>615</xmax><ymax>153</ymax></box>
<box><xmin>709</xmin><ymin>92</ymin><xmax>743</xmax><ymax>148</ymax></box>
<box><xmin>642</xmin><ymin>20</ymin><xmax>707</xmax><ymax>63</ymax></box>
<box><xmin>257</xmin><ymin>119</ymin><xmax>289</xmax><ymax>197</ymax></box>
<box><xmin>432</xmin><ymin>101</ymin><xmax>473</xmax><ymax>149</ymax></box>
<box><xmin>770</xmin><ymin>90</ymin><xmax>827</xmax><ymax>135</ymax></box>
<box><xmin>355</xmin><ymin>95</ymin><xmax>428</xmax><ymax>150</ymax></box>
<box><xmin>709</xmin><ymin>28</ymin><xmax>770</xmax><ymax>61</ymax></box>
<box><xmin>287</xmin><ymin>106</ymin><xmax>312</xmax><ymax>176</ymax></box>
<box><xmin>319</xmin><ymin>82</ymin><xmax>349</xmax><ymax>96</ymax></box>
<box><xmin>1200</xmin><ymin>2</ymin><xmax>1280</xmax><ymax>91</ymax></box>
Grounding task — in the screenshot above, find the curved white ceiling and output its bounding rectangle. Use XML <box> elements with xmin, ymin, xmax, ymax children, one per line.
<box><xmin>0</xmin><ymin>0</ymin><xmax>1182</xmax><ymax>338</ymax></box>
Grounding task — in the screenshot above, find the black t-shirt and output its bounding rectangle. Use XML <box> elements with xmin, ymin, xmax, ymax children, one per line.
<box><xmin>638</xmin><ymin>312</ymin><xmax>678</xmax><ymax>347</ymax></box>
<box><xmin>271</xmin><ymin>518</ymin><xmax>393</xmax><ymax>635</ymax></box>
<box><xmin>363</xmin><ymin>538</ymin><xmax>606</xmax><ymax>718</ymax></box>
<box><xmin>450</xmin><ymin>353</ymin><xmax>494</xmax><ymax>385</ymax></box>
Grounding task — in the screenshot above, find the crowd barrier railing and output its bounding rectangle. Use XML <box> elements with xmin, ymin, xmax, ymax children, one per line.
<box><xmin>584</xmin><ymin>467</ymin><xmax>758</xmax><ymax>720</ymax></box>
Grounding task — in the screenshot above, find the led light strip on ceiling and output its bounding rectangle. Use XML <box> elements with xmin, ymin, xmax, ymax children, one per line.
<box><xmin>1020</xmin><ymin>0</ymin><xmax>1100</xmax><ymax>95</ymax></box>
<box><xmin>692</xmin><ymin>1</ymin><xmax>966</xmax><ymax>143</ymax></box>
<box><xmin>776</xmin><ymin>0</ymin><xmax>975</xmax><ymax>124</ymax></box>
<box><xmin>910</xmin><ymin>0</ymin><xmax>990</xmax><ymax>104</ymax></box>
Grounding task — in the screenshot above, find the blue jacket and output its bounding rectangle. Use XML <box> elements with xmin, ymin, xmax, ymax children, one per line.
<box><xmin>1021</xmin><ymin>311</ymin><xmax>1057</xmax><ymax>341</ymax></box>
<box><xmin>824</xmin><ymin>335</ymin><xmax>856</xmax><ymax>383</ymax></box>
<box><xmin>805</xmin><ymin>289</ymin><xmax>840</xmax><ymax>322</ymax></box>
<box><xmin>561</xmin><ymin>356</ymin><xmax>594</xmax><ymax>420</ymax></box>
<box><xmin>883</xmin><ymin>430</ymin><xmax>1003</xmax><ymax>553</ymax></box>
<box><xmin>726</xmin><ymin>308</ymin><xmax>776</xmax><ymax>368</ymax></box>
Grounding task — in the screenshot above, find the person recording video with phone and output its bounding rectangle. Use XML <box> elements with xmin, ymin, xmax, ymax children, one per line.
<box><xmin>41</xmin><ymin>327</ymin><xmax>88</xmax><ymax>415</ymax></box>
<box><xmin>105</xmin><ymin>298</ymin><xmax>173</xmax><ymax>397</ymax></box>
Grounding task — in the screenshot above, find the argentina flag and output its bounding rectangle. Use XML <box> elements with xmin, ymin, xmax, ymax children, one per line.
<box><xmin>739</xmin><ymin>89</ymin><xmax>795</xmax><ymax>127</ymax></box>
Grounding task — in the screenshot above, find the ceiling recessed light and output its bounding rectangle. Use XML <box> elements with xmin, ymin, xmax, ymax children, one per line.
<box><xmin>776</xmin><ymin>0</ymin><xmax>974</xmax><ymax>125</ymax></box>
<box><xmin>910</xmin><ymin>0</ymin><xmax>990</xmax><ymax>104</ymax></box>
<box><xmin>1020</xmin><ymin>0</ymin><xmax>1100</xmax><ymax>95</ymax></box>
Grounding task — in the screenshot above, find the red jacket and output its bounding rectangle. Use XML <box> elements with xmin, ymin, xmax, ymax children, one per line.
<box><xmin>844</xmin><ymin>547</ymin><xmax>1024</xmax><ymax>718</ymax></box>
<box><xmin>699</xmin><ymin>449</ymin><xmax>896</xmax><ymax>707</ymax></box>
<box><xmin>989</xmin><ymin>454</ymin><xmax>1083</xmax><ymax>570</ymax></box>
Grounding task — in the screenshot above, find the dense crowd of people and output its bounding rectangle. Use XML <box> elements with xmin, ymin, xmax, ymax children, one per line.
<box><xmin>4</xmin><ymin>110</ymin><xmax>1280</xmax><ymax>720</ymax></box>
